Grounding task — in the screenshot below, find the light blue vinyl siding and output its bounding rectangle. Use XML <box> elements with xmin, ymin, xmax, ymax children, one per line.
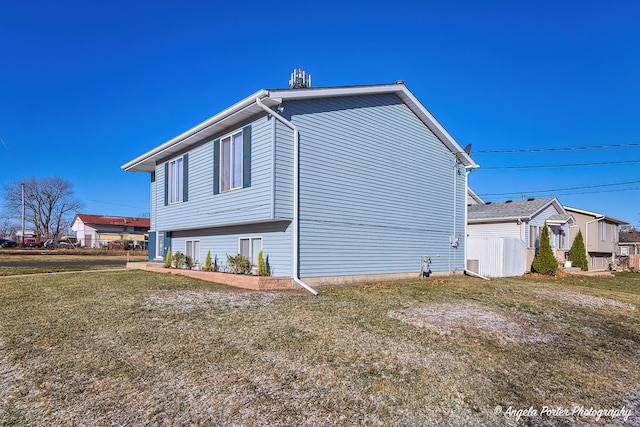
<box><xmin>285</xmin><ymin>93</ymin><xmax>467</xmax><ymax>277</ymax></box>
<box><xmin>274</xmin><ymin>120</ymin><xmax>294</xmax><ymax>219</ymax></box>
<box><xmin>153</xmin><ymin>115</ymin><xmax>273</xmax><ymax>232</ymax></box>
<box><xmin>169</xmin><ymin>222</ymin><xmax>292</xmax><ymax>276</ymax></box>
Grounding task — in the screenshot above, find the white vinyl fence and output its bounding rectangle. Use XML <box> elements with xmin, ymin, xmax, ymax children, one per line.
<box><xmin>467</xmin><ymin>237</ymin><xmax>527</xmax><ymax>277</ymax></box>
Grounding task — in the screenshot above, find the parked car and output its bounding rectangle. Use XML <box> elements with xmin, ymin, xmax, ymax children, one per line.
<box><xmin>0</xmin><ymin>238</ymin><xmax>18</xmax><ymax>248</ymax></box>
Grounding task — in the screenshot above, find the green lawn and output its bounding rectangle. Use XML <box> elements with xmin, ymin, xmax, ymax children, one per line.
<box><xmin>0</xmin><ymin>271</ymin><xmax>638</xmax><ymax>425</ymax></box>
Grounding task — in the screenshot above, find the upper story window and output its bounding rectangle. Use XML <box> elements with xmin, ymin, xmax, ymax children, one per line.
<box><xmin>221</xmin><ymin>131</ymin><xmax>243</xmax><ymax>192</ymax></box>
<box><xmin>601</xmin><ymin>222</ymin><xmax>607</xmax><ymax>241</ymax></box>
<box><xmin>214</xmin><ymin>126</ymin><xmax>251</xmax><ymax>194</ymax></box>
<box><xmin>164</xmin><ymin>154</ymin><xmax>188</xmax><ymax>205</ymax></box>
<box><xmin>169</xmin><ymin>157</ymin><xmax>183</xmax><ymax>203</ymax></box>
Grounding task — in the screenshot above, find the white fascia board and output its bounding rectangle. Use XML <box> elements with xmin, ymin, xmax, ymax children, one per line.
<box><xmin>122</xmin><ymin>89</ymin><xmax>270</xmax><ymax>172</ymax></box>
<box><xmin>564</xmin><ymin>206</ymin><xmax>628</xmax><ymax>225</ymax></box>
<box><xmin>397</xmin><ymin>86</ymin><xmax>478</xmax><ymax>169</ymax></box>
<box><xmin>271</xmin><ymin>84</ymin><xmax>479</xmax><ymax>169</ymax></box>
<box><xmin>564</xmin><ymin>206</ymin><xmax>602</xmax><ymax>218</ymax></box>
<box><xmin>468</xmin><ymin>216</ymin><xmax>525</xmax><ymax>224</ymax></box>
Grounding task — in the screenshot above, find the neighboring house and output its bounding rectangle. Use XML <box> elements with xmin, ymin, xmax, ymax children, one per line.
<box><xmin>122</xmin><ymin>80</ymin><xmax>478</xmax><ymax>289</ymax></box>
<box><xmin>71</xmin><ymin>214</ymin><xmax>150</xmax><ymax>249</ymax></box>
<box><xmin>564</xmin><ymin>207</ymin><xmax>628</xmax><ymax>270</ymax></box>
<box><xmin>619</xmin><ymin>228</ymin><xmax>640</xmax><ymax>256</ymax></box>
<box><xmin>467</xmin><ymin>198</ymin><xmax>573</xmax><ymax>276</ymax></box>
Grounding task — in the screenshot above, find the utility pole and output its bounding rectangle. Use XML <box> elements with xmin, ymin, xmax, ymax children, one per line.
<box><xmin>21</xmin><ymin>182</ymin><xmax>25</xmax><ymax>247</ymax></box>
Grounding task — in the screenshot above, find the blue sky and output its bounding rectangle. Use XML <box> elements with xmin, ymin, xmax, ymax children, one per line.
<box><xmin>1</xmin><ymin>0</ymin><xmax>639</xmax><ymax>225</ymax></box>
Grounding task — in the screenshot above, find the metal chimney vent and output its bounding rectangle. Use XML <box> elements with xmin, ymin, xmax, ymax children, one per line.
<box><xmin>289</xmin><ymin>68</ymin><xmax>311</xmax><ymax>89</ymax></box>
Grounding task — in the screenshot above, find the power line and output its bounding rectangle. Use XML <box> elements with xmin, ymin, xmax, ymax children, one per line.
<box><xmin>481</xmin><ymin>186</ymin><xmax>640</xmax><ymax>200</ymax></box>
<box><xmin>481</xmin><ymin>159</ymin><xmax>640</xmax><ymax>170</ymax></box>
<box><xmin>473</xmin><ymin>143</ymin><xmax>640</xmax><ymax>154</ymax></box>
<box><xmin>479</xmin><ymin>180</ymin><xmax>640</xmax><ymax>196</ymax></box>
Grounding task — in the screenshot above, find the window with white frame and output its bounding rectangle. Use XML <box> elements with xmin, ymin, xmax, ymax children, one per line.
<box><xmin>529</xmin><ymin>225</ymin><xmax>539</xmax><ymax>248</ymax></box>
<box><xmin>168</xmin><ymin>157</ymin><xmax>184</xmax><ymax>203</ymax></box>
<box><xmin>601</xmin><ymin>222</ymin><xmax>606</xmax><ymax>241</ymax></box>
<box><xmin>185</xmin><ymin>240</ymin><xmax>200</xmax><ymax>263</ymax></box>
<box><xmin>221</xmin><ymin>130</ymin><xmax>243</xmax><ymax>192</ymax></box>
<box><xmin>239</xmin><ymin>237</ymin><xmax>262</xmax><ymax>265</ymax></box>
<box><xmin>156</xmin><ymin>232</ymin><xmax>165</xmax><ymax>259</ymax></box>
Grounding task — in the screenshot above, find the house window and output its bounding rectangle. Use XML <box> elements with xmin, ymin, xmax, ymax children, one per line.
<box><xmin>221</xmin><ymin>131</ymin><xmax>243</xmax><ymax>192</ymax></box>
<box><xmin>168</xmin><ymin>157</ymin><xmax>184</xmax><ymax>203</ymax></box>
<box><xmin>613</xmin><ymin>225</ymin><xmax>618</xmax><ymax>242</ymax></box>
<box><xmin>239</xmin><ymin>237</ymin><xmax>262</xmax><ymax>265</ymax></box>
<box><xmin>529</xmin><ymin>225</ymin><xmax>539</xmax><ymax>248</ymax></box>
<box><xmin>185</xmin><ymin>240</ymin><xmax>200</xmax><ymax>262</ymax></box>
<box><xmin>601</xmin><ymin>222</ymin><xmax>606</xmax><ymax>241</ymax></box>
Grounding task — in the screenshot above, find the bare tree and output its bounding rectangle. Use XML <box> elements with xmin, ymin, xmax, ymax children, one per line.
<box><xmin>2</xmin><ymin>176</ymin><xmax>84</xmax><ymax>239</ymax></box>
<box><xmin>0</xmin><ymin>218</ymin><xmax>20</xmax><ymax>239</ymax></box>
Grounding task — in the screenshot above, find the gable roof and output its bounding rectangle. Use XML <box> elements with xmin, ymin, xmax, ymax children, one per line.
<box><xmin>122</xmin><ymin>83</ymin><xmax>478</xmax><ymax>172</ymax></box>
<box><xmin>468</xmin><ymin>198</ymin><xmax>566</xmax><ymax>223</ymax></box>
<box><xmin>74</xmin><ymin>214</ymin><xmax>150</xmax><ymax>228</ymax></box>
<box><xmin>563</xmin><ymin>206</ymin><xmax>628</xmax><ymax>225</ymax></box>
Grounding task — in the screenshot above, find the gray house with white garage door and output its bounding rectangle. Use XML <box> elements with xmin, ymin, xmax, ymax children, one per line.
<box><xmin>122</xmin><ymin>77</ymin><xmax>478</xmax><ymax>290</ymax></box>
<box><xmin>467</xmin><ymin>197</ymin><xmax>574</xmax><ymax>276</ymax></box>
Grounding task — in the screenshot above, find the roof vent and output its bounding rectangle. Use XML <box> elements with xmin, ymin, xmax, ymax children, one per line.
<box><xmin>396</xmin><ymin>80</ymin><xmax>404</xmax><ymax>85</ymax></box>
<box><xmin>527</xmin><ymin>198</ymin><xmax>535</xmax><ymax>201</ymax></box>
<box><xmin>289</xmin><ymin>68</ymin><xmax>311</xmax><ymax>89</ymax></box>
<box><xmin>486</xmin><ymin>202</ymin><xmax>492</xmax><ymax>205</ymax></box>
<box><xmin>505</xmin><ymin>200</ymin><xmax>512</xmax><ymax>203</ymax></box>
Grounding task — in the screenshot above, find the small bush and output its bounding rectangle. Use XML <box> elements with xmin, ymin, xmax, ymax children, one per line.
<box><xmin>173</xmin><ymin>251</ymin><xmax>186</xmax><ymax>269</ymax></box>
<box><xmin>531</xmin><ymin>226</ymin><xmax>558</xmax><ymax>275</ymax></box>
<box><xmin>213</xmin><ymin>254</ymin><xmax>220</xmax><ymax>272</ymax></box>
<box><xmin>204</xmin><ymin>250</ymin><xmax>212</xmax><ymax>271</ymax></box>
<box><xmin>227</xmin><ymin>253</ymin><xmax>251</xmax><ymax>274</ymax></box>
<box><xmin>568</xmin><ymin>229</ymin><xmax>589</xmax><ymax>271</ymax></box>
<box><xmin>257</xmin><ymin>250</ymin><xmax>269</xmax><ymax>276</ymax></box>
<box><xmin>185</xmin><ymin>255</ymin><xmax>197</xmax><ymax>270</ymax></box>
<box><xmin>164</xmin><ymin>246</ymin><xmax>172</xmax><ymax>268</ymax></box>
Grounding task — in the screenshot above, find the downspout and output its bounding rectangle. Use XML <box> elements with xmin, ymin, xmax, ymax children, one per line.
<box><xmin>584</xmin><ymin>215</ymin><xmax>605</xmax><ymax>268</ymax></box>
<box><xmin>255</xmin><ymin>97</ymin><xmax>318</xmax><ymax>295</ymax></box>
<box><xmin>462</xmin><ymin>168</ymin><xmax>488</xmax><ymax>281</ymax></box>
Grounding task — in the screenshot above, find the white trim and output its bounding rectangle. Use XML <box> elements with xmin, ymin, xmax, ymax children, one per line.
<box><xmin>185</xmin><ymin>239</ymin><xmax>201</xmax><ymax>262</ymax></box>
<box><xmin>123</xmin><ymin>84</ymin><xmax>479</xmax><ymax>172</ymax></box>
<box><xmin>238</xmin><ymin>236</ymin><xmax>262</xmax><ymax>265</ymax></box>
<box><xmin>121</xmin><ymin>89</ymin><xmax>270</xmax><ymax>172</ymax></box>
<box><xmin>219</xmin><ymin>128</ymin><xmax>244</xmax><ymax>193</ymax></box>
<box><xmin>167</xmin><ymin>155</ymin><xmax>184</xmax><ymax>204</ymax></box>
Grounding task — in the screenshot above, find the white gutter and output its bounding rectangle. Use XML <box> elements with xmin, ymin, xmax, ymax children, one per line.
<box><xmin>584</xmin><ymin>215</ymin><xmax>605</xmax><ymax>263</ymax></box>
<box><xmin>255</xmin><ymin>97</ymin><xmax>318</xmax><ymax>295</ymax></box>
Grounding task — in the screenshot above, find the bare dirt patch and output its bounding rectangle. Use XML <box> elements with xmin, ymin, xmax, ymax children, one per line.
<box><xmin>528</xmin><ymin>287</ymin><xmax>636</xmax><ymax>311</ymax></box>
<box><xmin>143</xmin><ymin>289</ymin><xmax>292</xmax><ymax>310</ymax></box>
<box><xmin>389</xmin><ymin>302</ymin><xmax>552</xmax><ymax>344</ymax></box>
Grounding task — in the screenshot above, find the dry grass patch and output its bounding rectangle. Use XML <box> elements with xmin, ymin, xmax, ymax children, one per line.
<box><xmin>0</xmin><ymin>271</ymin><xmax>639</xmax><ymax>426</ymax></box>
<box><xmin>143</xmin><ymin>289</ymin><xmax>294</xmax><ymax>310</ymax></box>
<box><xmin>527</xmin><ymin>287</ymin><xmax>637</xmax><ymax>311</ymax></box>
<box><xmin>389</xmin><ymin>301</ymin><xmax>553</xmax><ymax>344</ymax></box>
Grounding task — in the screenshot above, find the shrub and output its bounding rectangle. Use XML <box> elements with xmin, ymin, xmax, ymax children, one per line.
<box><xmin>173</xmin><ymin>251</ymin><xmax>186</xmax><ymax>269</ymax></box>
<box><xmin>213</xmin><ymin>254</ymin><xmax>220</xmax><ymax>272</ymax></box>
<box><xmin>164</xmin><ymin>246</ymin><xmax>172</xmax><ymax>268</ymax></box>
<box><xmin>257</xmin><ymin>250</ymin><xmax>269</xmax><ymax>276</ymax></box>
<box><xmin>185</xmin><ymin>255</ymin><xmax>197</xmax><ymax>270</ymax></box>
<box><xmin>226</xmin><ymin>253</ymin><xmax>251</xmax><ymax>274</ymax></box>
<box><xmin>568</xmin><ymin>229</ymin><xmax>589</xmax><ymax>271</ymax></box>
<box><xmin>531</xmin><ymin>226</ymin><xmax>558</xmax><ymax>275</ymax></box>
<box><xmin>204</xmin><ymin>250</ymin><xmax>212</xmax><ymax>271</ymax></box>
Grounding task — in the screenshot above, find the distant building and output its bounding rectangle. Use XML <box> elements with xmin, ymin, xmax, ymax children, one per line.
<box><xmin>71</xmin><ymin>214</ymin><xmax>150</xmax><ymax>249</ymax></box>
